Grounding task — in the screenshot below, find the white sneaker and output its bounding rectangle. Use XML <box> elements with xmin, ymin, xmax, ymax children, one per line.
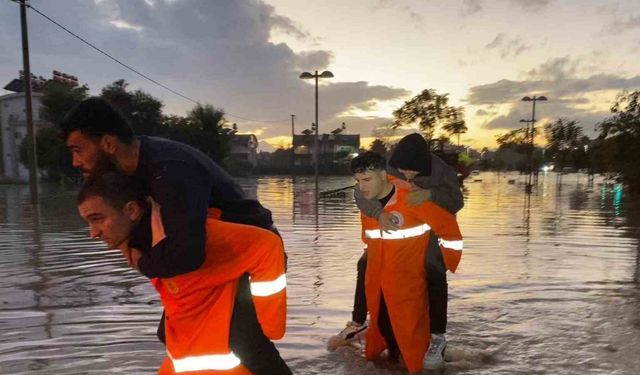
<box><xmin>326</xmin><ymin>321</ymin><xmax>368</xmax><ymax>351</ymax></box>
<box><xmin>424</xmin><ymin>333</ymin><xmax>446</xmax><ymax>369</ymax></box>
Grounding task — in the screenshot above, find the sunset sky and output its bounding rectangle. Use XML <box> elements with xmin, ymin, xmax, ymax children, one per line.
<box><xmin>2</xmin><ymin>0</ymin><xmax>639</xmax><ymax>151</ymax></box>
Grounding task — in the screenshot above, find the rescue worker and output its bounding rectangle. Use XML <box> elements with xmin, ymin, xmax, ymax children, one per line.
<box><xmin>330</xmin><ymin>133</ymin><xmax>463</xmax><ymax>370</ymax></box>
<box><xmin>76</xmin><ymin>171</ymin><xmax>288</xmax><ymax>374</ymax></box>
<box><xmin>350</xmin><ymin>152</ymin><xmax>463</xmax><ymax>374</ymax></box>
<box><xmin>61</xmin><ymin>97</ymin><xmax>290</xmax><ymax>374</ymax></box>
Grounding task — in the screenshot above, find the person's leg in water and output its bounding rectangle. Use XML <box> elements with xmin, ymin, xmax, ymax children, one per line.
<box><xmin>353</xmin><ymin>252</ymin><xmax>368</xmax><ymax>324</ymax></box>
<box><xmin>377</xmin><ymin>293</ymin><xmax>400</xmax><ymax>363</ymax></box>
<box><xmin>327</xmin><ymin>252</ymin><xmax>369</xmax><ymax>350</ymax></box>
<box><xmin>229</xmin><ymin>273</ymin><xmax>292</xmax><ymax>375</ymax></box>
<box><xmin>424</xmin><ymin>234</ymin><xmax>448</xmax><ymax>369</ymax></box>
<box><xmin>157</xmin><ymin>311</ymin><xmax>166</xmax><ymax>344</ymax></box>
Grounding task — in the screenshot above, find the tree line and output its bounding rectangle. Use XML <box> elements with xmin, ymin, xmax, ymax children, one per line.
<box><xmin>367</xmin><ymin>87</ymin><xmax>639</xmax><ymax>193</ymax></box>
<box><xmin>20</xmin><ymin>79</ymin><xmax>237</xmax><ymax>182</ymax></box>
<box><xmin>492</xmin><ymin>90</ymin><xmax>640</xmax><ymax>192</ymax></box>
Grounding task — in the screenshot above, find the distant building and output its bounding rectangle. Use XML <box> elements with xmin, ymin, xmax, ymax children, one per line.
<box><xmin>0</xmin><ymin>92</ymin><xmax>47</xmax><ymax>181</ymax></box>
<box><xmin>230</xmin><ymin>134</ymin><xmax>258</xmax><ymax>167</ymax></box>
<box><xmin>293</xmin><ymin>133</ymin><xmax>360</xmax><ymax>167</ymax></box>
<box><xmin>1</xmin><ymin>70</ymin><xmax>78</xmax><ymax>181</ymax></box>
<box><xmin>257</xmin><ymin>150</ymin><xmax>271</xmax><ymax>165</ymax></box>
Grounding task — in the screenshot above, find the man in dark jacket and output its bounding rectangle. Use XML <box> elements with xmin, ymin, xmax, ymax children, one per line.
<box><xmin>61</xmin><ymin>97</ymin><xmax>291</xmax><ymax>375</ymax></box>
<box><xmin>328</xmin><ymin>133</ymin><xmax>463</xmax><ymax>370</ymax></box>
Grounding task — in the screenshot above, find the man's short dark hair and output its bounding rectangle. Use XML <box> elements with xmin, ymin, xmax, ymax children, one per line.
<box><xmin>350</xmin><ymin>151</ymin><xmax>387</xmax><ymax>174</ymax></box>
<box><xmin>77</xmin><ymin>171</ymin><xmax>144</xmax><ymax>210</ymax></box>
<box><xmin>60</xmin><ymin>97</ymin><xmax>135</xmax><ymax>143</ymax></box>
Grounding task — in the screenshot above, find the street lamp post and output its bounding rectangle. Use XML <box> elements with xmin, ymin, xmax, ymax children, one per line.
<box><xmin>299</xmin><ymin>70</ymin><xmax>333</xmax><ymax>183</ymax></box>
<box><xmin>290</xmin><ymin>114</ymin><xmax>295</xmax><ymax>173</ymax></box>
<box><xmin>519</xmin><ymin>118</ymin><xmax>534</xmax><ymax>188</ymax></box>
<box><xmin>521</xmin><ymin>95</ymin><xmax>547</xmax><ymax>189</ymax></box>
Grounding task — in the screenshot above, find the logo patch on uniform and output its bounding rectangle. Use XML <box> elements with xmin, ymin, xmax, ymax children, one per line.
<box><xmin>389</xmin><ymin>211</ymin><xmax>404</xmax><ymax>227</ymax></box>
<box><xmin>165</xmin><ymin>280</ymin><xmax>179</xmax><ymax>294</ymax></box>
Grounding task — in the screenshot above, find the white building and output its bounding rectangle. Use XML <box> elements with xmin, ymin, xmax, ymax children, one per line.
<box><xmin>230</xmin><ymin>134</ymin><xmax>259</xmax><ymax>168</ymax></box>
<box><xmin>0</xmin><ymin>92</ymin><xmax>46</xmax><ymax>181</ymax></box>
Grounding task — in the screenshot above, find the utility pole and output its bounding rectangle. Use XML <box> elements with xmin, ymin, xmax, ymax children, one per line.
<box><xmin>19</xmin><ymin>0</ymin><xmax>39</xmax><ymax>204</ymax></box>
<box><xmin>290</xmin><ymin>114</ymin><xmax>295</xmax><ymax>173</ymax></box>
<box><xmin>314</xmin><ymin>71</ymin><xmax>319</xmax><ymax>181</ymax></box>
<box><xmin>521</xmin><ymin>95</ymin><xmax>547</xmax><ymax>191</ymax></box>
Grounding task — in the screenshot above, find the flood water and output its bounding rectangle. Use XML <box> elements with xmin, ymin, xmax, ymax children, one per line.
<box><xmin>0</xmin><ymin>172</ymin><xmax>639</xmax><ymax>374</ymax></box>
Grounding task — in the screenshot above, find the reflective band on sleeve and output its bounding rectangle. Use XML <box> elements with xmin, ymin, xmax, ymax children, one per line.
<box><xmin>250</xmin><ymin>274</ymin><xmax>287</xmax><ymax>297</ymax></box>
<box><xmin>170</xmin><ymin>351</ymin><xmax>241</xmax><ymax>372</ymax></box>
<box><xmin>438</xmin><ymin>238</ymin><xmax>463</xmax><ymax>251</ymax></box>
<box><xmin>364</xmin><ymin>223</ymin><xmax>431</xmax><ymax>240</ymax></box>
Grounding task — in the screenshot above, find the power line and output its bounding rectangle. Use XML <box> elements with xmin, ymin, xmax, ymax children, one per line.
<box><xmin>26</xmin><ymin>3</ymin><xmax>199</xmax><ymax>105</ymax></box>
<box><xmin>23</xmin><ymin>2</ymin><xmax>291</xmax><ymax>124</ymax></box>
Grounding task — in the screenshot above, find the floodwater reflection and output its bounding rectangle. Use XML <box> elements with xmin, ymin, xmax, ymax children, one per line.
<box><xmin>0</xmin><ymin>172</ymin><xmax>638</xmax><ymax>374</ymax></box>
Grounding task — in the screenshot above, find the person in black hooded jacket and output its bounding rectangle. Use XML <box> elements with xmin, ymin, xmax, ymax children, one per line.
<box><xmin>328</xmin><ymin>133</ymin><xmax>463</xmax><ymax>370</ymax></box>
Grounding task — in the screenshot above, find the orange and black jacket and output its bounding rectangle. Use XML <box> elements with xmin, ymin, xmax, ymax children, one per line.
<box><xmin>156</xmin><ymin>211</ymin><xmax>287</xmax><ymax>374</ymax></box>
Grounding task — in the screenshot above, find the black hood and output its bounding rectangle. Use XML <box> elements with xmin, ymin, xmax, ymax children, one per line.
<box><xmin>388</xmin><ymin>133</ymin><xmax>432</xmax><ymax>176</ymax></box>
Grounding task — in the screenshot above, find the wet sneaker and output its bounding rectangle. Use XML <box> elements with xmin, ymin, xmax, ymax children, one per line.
<box><xmin>424</xmin><ymin>333</ymin><xmax>446</xmax><ymax>369</ymax></box>
<box><xmin>326</xmin><ymin>321</ymin><xmax>368</xmax><ymax>351</ymax></box>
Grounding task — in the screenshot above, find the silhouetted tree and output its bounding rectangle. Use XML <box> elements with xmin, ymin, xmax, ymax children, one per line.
<box><xmin>442</xmin><ymin>106</ymin><xmax>468</xmax><ymax>146</ymax></box>
<box><xmin>40</xmin><ymin>81</ymin><xmax>89</xmax><ymax>125</ymax></box>
<box><xmin>20</xmin><ymin>127</ymin><xmax>78</xmax><ymax>182</ymax></box>
<box><xmin>186</xmin><ymin>104</ymin><xmax>232</xmax><ymax>165</ymax></box>
<box><xmin>369</xmin><ymin>139</ymin><xmax>388</xmax><ymax>156</ymax></box>
<box><xmin>101</xmin><ymin>79</ymin><xmax>163</xmax><ymax>135</ymax></box>
<box><xmin>544</xmin><ymin>118</ymin><xmax>583</xmax><ymax>171</ymax></box>
<box><xmin>597</xmin><ymin>90</ymin><xmax>640</xmax><ymax>192</ymax></box>
<box><xmin>21</xmin><ymin>81</ymin><xmax>89</xmax><ymax>181</ymax></box>
<box><xmin>495</xmin><ymin>128</ymin><xmax>531</xmax><ymax>153</ymax></box>
<box><xmin>391</xmin><ymin>89</ymin><xmax>463</xmax><ymax>143</ymax></box>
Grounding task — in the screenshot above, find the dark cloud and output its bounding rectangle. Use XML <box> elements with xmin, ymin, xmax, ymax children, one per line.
<box><xmin>468</xmin><ymin>74</ymin><xmax>640</xmax><ymax>107</ymax></box>
<box><xmin>407</xmin><ymin>10</ymin><xmax>423</xmax><ymax>24</ymax></box>
<box><xmin>606</xmin><ymin>14</ymin><xmax>640</xmax><ymax>34</ymax></box>
<box><xmin>476</xmin><ymin>108</ymin><xmax>498</xmax><ymax>116</ymax></box>
<box><xmin>469</xmin><ymin>57</ymin><xmax>640</xmax><ymax>135</ymax></box>
<box><xmin>269</xmin><ymin>14</ymin><xmax>312</xmax><ymax>41</ymax></box>
<box><xmin>468</xmin><ymin>57</ymin><xmax>640</xmax><ymax>106</ymax></box>
<box><xmin>293</xmin><ymin>51</ymin><xmax>333</xmax><ymax>71</ymax></box>
<box><xmin>509</xmin><ymin>0</ymin><xmax>551</xmax><ymax>11</ymax></box>
<box><xmin>596</xmin><ymin>3</ymin><xmax>619</xmax><ymax>15</ymax></box>
<box><xmin>461</xmin><ymin>0</ymin><xmax>483</xmax><ymax>16</ymax></box>
<box><xmin>315</xmin><ymin>82</ymin><xmax>409</xmax><ymax>123</ymax></box>
<box><xmin>525</xmin><ymin>56</ymin><xmax>579</xmax><ymax>81</ymax></box>
<box><xmin>485</xmin><ymin>33</ymin><xmax>532</xmax><ymax>59</ymax></box>
<box><xmin>332</xmin><ymin>116</ymin><xmax>392</xmax><ymax>138</ymax></box>
<box><xmin>0</xmin><ymin>0</ymin><xmax>408</xmax><ymax>143</ymax></box>
<box><xmin>480</xmin><ymin>101</ymin><xmax>608</xmax><ymax>139</ymax></box>
<box><xmin>372</xmin><ymin>0</ymin><xmax>422</xmax><ymax>25</ymax></box>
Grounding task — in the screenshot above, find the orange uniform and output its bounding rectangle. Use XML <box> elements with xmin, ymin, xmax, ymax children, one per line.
<box><xmin>361</xmin><ymin>179</ymin><xmax>462</xmax><ymax>373</ymax></box>
<box><xmin>155</xmin><ymin>211</ymin><xmax>287</xmax><ymax>374</ymax></box>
